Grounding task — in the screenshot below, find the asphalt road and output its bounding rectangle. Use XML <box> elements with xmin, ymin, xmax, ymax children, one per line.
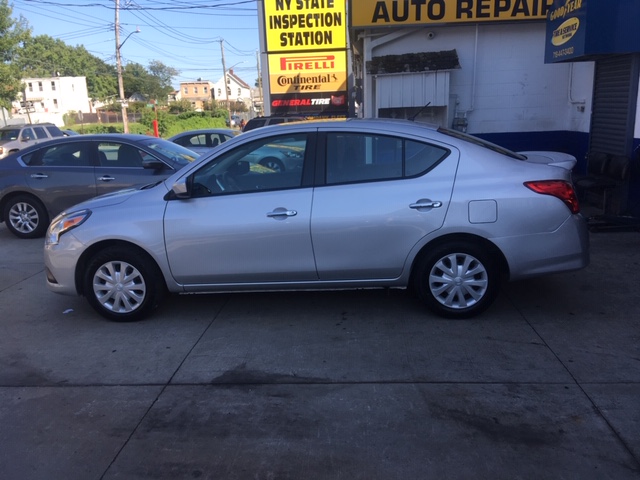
<box><xmin>0</xmin><ymin>222</ymin><xmax>639</xmax><ymax>479</ymax></box>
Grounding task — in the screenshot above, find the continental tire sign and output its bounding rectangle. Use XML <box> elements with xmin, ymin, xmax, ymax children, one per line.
<box><xmin>268</xmin><ymin>51</ymin><xmax>348</xmax><ymax>94</ymax></box>
<box><xmin>350</xmin><ymin>0</ymin><xmax>553</xmax><ymax>27</ymax></box>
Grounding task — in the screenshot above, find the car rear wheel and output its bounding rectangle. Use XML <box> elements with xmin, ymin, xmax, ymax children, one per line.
<box><xmin>413</xmin><ymin>242</ymin><xmax>499</xmax><ymax>319</ymax></box>
<box><xmin>84</xmin><ymin>246</ymin><xmax>165</xmax><ymax>322</ymax></box>
<box><xmin>3</xmin><ymin>194</ymin><xmax>49</xmax><ymax>239</ymax></box>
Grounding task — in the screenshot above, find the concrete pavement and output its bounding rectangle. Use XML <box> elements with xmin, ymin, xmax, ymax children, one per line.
<box><xmin>0</xmin><ymin>222</ymin><xmax>638</xmax><ymax>479</ymax></box>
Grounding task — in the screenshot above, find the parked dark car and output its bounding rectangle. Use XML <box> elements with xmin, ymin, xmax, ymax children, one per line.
<box><xmin>167</xmin><ymin>128</ymin><xmax>240</xmax><ymax>155</ymax></box>
<box><xmin>0</xmin><ymin>134</ymin><xmax>198</xmax><ymax>239</ymax></box>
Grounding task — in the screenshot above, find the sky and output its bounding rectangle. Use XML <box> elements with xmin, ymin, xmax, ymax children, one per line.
<box><xmin>9</xmin><ymin>0</ymin><xmax>262</xmax><ymax>90</ymax></box>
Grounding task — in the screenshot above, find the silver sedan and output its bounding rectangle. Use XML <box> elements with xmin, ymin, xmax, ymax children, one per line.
<box><xmin>44</xmin><ymin>119</ymin><xmax>589</xmax><ymax>321</ymax></box>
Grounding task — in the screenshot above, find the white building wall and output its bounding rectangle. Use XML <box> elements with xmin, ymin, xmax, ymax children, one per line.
<box><xmin>366</xmin><ymin>22</ymin><xmax>594</xmax><ymax>134</ymax></box>
<box><xmin>13</xmin><ymin>76</ymin><xmax>91</xmax><ymax>126</ymax></box>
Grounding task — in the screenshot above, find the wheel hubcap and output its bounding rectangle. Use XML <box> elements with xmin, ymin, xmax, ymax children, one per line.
<box><xmin>93</xmin><ymin>261</ymin><xmax>146</xmax><ymax>313</ymax></box>
<box><xmin>9</xmin><ymin>202</ymin><xmax>39</xmax><ymax>233</ymax></box>
<box><xmin>429</xmin><ymin>253</ymin><xmax>488</xmax><ymax>309</ymax></box>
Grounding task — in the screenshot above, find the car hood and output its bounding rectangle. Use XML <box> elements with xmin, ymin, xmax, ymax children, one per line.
<box><xmin>65</xmin><ymin>183</ymin><xmax>166</xmax><ymax>213</ymax></box>
<box><xmin>518</xmin><ymin>151</ymin><xmax>577</xmax><ymax>170</ymax></box>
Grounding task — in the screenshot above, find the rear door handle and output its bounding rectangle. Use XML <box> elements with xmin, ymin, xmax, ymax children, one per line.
<box><xmin>30</xmin><ymin>173</ymin><xmax>49</xmax><ymax>179</ymax></box>
<box><xmin>98</xmin><ymin>175</ymin><xmax>116</xmax><ymax>182</ymax></box>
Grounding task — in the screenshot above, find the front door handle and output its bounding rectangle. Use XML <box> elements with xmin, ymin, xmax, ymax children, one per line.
<box><xmin>98</xmin><ymin>175</ymin><xmax>116</xmax><ymax>182</ymax></box>
<box><xmin>267</xmin><ymin>208</ymin><xmax>298</xmax><ymax>218</ymax></box>
<box><xmin>410</xmin><ymin>200</ymin><xmax>442</xmax><ymax>209</ymax></box>
<box><xmin>30</xmin><ymin>173</ymin><xmax>49</xmax><ymax>179</ymax></box>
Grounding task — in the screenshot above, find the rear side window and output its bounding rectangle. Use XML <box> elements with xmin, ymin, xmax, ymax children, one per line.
<box><xmin>32</xmin><ymin>127</ymin><xmax>49</xmax><ymax>139</ymax></box>
<box><xmin>40</xmin><ymin>143</ymin><xmax>91</xmax><ymax>167</ymax></box>
<box><xmin>325</xmin><ymin>133</ymin><xmax>448</xmax><ymax>185</ymax></box>
<box><xmin>45</xmin><ymin>126</ymin><xmax>65</xmax><ymax>138</ymax></box>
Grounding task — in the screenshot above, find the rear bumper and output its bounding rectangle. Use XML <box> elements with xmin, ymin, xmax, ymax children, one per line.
<box><xmin>494</xmin><ymin>214</ymin><xmax>590</xmax><ymax>280</ymax></box>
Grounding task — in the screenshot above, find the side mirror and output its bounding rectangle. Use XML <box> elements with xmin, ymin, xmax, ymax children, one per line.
<box><xmin>142</xmin><ymin>158</ymin><xmax>166</xmax><ymax>170</ymax></box>
<box><xmin>171</xmin><ymin>177</ymin><xmax>190</xmax><ymax>198</ymax></box>
<box><xmin>21</xmin><ymin>134</ymin><xmax>32</xmax><ymax>142</ymax></box>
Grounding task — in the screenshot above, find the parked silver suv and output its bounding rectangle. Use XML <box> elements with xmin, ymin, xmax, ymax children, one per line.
<box><xmin>0</xmin><ymin>123</ymin><xmax>65</xmax><ymax>159</ymax></box>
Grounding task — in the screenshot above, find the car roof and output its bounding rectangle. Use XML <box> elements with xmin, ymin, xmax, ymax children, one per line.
<box><xmin>169</xmin><ymin>128</ymin><xmax>237</xmax><ymax>137</ymax></box>
<box><xmin>244</xmin><ymin>117</ymin><xmax>439</xmax><ymax>132</ymax></box>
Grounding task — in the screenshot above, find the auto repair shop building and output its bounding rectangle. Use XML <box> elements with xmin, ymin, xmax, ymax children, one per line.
<box><xmin>348</xmin><ymin>0</ymin><xmax>640</xmax><ymax>217</ymax></box>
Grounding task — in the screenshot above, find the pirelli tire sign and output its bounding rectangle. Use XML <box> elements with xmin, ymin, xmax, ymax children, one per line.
<box><xmin>268</xmin><ymin>52</ymin><xmax>348</xmax><ymax>94</ymax></box>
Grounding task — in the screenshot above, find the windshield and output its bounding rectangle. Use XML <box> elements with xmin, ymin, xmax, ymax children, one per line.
<box><xmin>0</xmin><ymin>129</ymin><xmax>21</xmax><ymax>141</ymax></box>
<box><xmin>140</xmin><ymin>138</ymin><xmax>199</xmax><ymax>165</ymax></box>
<box><xmin>437</xmin><ymin>127</ymin><xmax>526</xmax><ymax>160</ymax></box>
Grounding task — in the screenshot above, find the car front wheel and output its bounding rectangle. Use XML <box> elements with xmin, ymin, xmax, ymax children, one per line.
<box><xmin>3</xmin><ymin>194</ymin><xmax>49</xmax><ymax>239</ymax></box>
<box><xmin>83</xmin><ymin>246</ymin><xmax>165</xmax><ymax>322</ymax></box>
<box><xmin>413</xmin><ymin>242</ymin><xmax>499</xmax><ymax>319</ymax></box>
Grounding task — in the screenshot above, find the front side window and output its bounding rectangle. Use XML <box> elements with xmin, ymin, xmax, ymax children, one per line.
<box><xmin>190</xmin><ymin>134</ymin><xmax>308</xmax><ymax>197</ymax></box>
<box><xmin>98</xmin><ymin>142</ymin><xmax>145</xmax><ymax>168</ymax></box>
<box><xmin>325</xmin><ymin>133</ymin><xmax>448</xmax><ymax>184</ymax></box>
<box><xmin>21</xmin><ymin>128</ymin><xmax>35</xmax><ymax>140</ymax></box>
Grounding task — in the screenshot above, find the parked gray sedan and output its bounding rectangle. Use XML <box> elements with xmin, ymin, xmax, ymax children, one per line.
<box><xmin>0</xmin><ymin>134</ymin><xmax>198</xmax><ymax>238</ymax></box>
<box><xmin>44</xmin><ymin>119</ymin><xmax>589</xmax><ymax>321</ymax></box>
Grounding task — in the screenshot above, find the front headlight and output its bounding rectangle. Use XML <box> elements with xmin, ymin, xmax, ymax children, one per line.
<box><xmin>46</xmin><ymin>209</ymin><xmax>91</xmax><ymax>245</ymax></box>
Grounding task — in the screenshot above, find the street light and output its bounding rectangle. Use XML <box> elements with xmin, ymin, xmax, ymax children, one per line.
<box><xmin>115</xmin><ymin>27</ymin><xmax>140</xmax><ymax>133</ymax></box>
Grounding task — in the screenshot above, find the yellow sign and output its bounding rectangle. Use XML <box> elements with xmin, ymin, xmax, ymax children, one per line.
<box><xmin>264</xmin><ymin>0</ymin><xmax>347</xmax><ymax>52</ymax></box>
<box><xmin>350</xmin><ymin>0</ymin><xmax>553</xmax><ymax>27</ymax></box>
<box><xmin>268</xmin><ymin>51</ymin><xmax>348</xmax><ymax>94</ymax></box>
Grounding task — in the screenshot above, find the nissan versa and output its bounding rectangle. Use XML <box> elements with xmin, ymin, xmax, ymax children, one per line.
<box><xmin>44</xmin><ymin>119</ymin><xmax>589</xmax><ymax>321</ymax></box>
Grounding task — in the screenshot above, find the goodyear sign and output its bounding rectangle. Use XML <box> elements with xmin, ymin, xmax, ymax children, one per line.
<box><xmin>544</xmin><ymin>0</ymin><xmax>586</xmax><ymax>62</ymax></box>
<box><xmin>268</xmin><ymin>51</ymin><xmax>348</xmax><ymax>94</ymax></box>
<box><xmin>264</xmin><ymin>0</ymin><xmax>347</xmax><ymax>52</ymax></box>
<box><xmin>350</xmin><ymin>0</ymin><xmax>553</xmax><ymax>27</ymax></box>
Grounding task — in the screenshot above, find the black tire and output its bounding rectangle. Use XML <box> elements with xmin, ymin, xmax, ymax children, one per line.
<box><xmin>3</xmin><ymin>194</ymin><xmax>49</xmax><ymax>239</ymax></box>
<box><xmin>83</xmin><ymin>246</ymin><xmax>165</xmax><ymax>322</ymax></box>
<box><xmin>413</xmin><ymin>241</ymin><xmax>500</xmax><ymax>319</ymax></box>
<box><xmin>259</xmin><ymin>157</ymin><xmax>285</xmax><ymax>172</ymax></box>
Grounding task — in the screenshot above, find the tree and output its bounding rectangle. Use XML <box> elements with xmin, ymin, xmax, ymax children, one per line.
<box><xmin>148</xmin><ymin>60</ymin><xmax>179</xmax><ymax>99</ymax></box>
<box><xmin>15</xmin><ymin>35</ymin><xmax>117</xmax><ymax>101</ymax></box>
<box><xmin>0</xmin><ymin>0</ymin><xmax>30</xmax><ymax>112</ymax></box>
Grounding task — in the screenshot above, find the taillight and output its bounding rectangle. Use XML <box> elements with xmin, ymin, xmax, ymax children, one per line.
<box><xmin>524</xmin><ymin>180</ymin><xmax>580</xmax><ymax>214</ymax></box>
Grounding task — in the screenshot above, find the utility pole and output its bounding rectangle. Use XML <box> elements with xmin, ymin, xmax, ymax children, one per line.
<box><xmin>256</xmin><ymin>50</ymin><xmax>263</xmax><ymax>116</ymax></box>
<box><xmin>220</xmin><ymin>40</ymin><xmax>231</xmax><ymax>126</ymax></box>
<box><xmin>115</xmin><ymin>0</ymin><xmax>129</xmax><ymax>133</ymax></box>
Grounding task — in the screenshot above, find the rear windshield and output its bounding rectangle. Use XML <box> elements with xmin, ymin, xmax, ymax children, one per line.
<box><xmin>140</xmin><ymin>137</ymin><xmax>199</xmax><ymax>165</ymax></box>
<box><xmin>437</xmin><ymin>127</ymin><xmax>526</xmax><ymax>160</ymax></box>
